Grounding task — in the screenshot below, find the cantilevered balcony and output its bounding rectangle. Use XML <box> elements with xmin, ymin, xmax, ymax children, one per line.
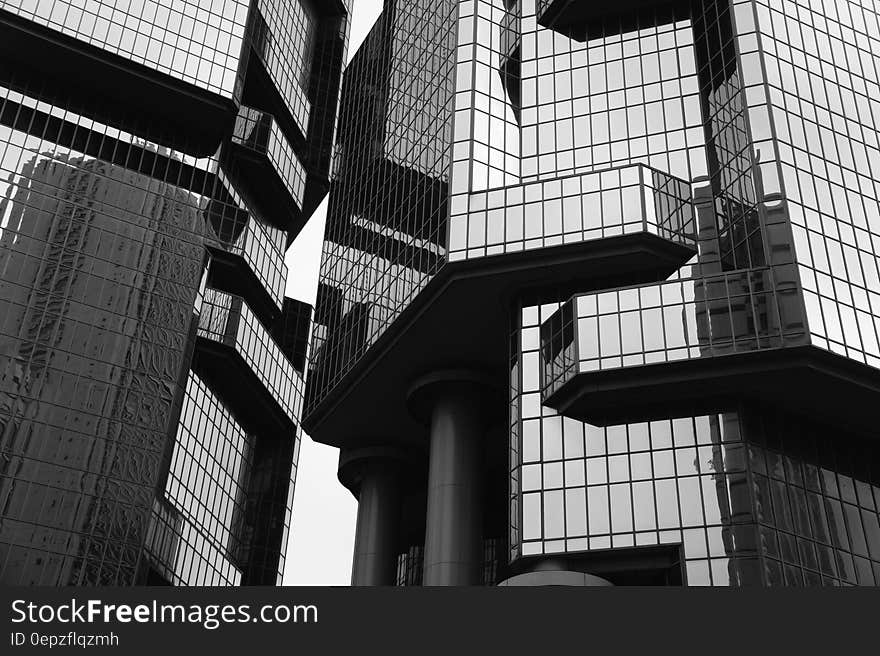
<box><xmin>194</xmin><ymin>289</ymin><xmax>304</xmax><ymax>432</ymax></box>
<box><xmin>205</xmin><ymin>174</ymin><xmax>288</xmax><ymax>317</ymax></box>
<box><xmin>0</xmin><ymin>7</ymin><xmax>239</xmax><ymax>155</ymax></box>
<box><xmin>540</xmin><ymin>267</ymin><xmax>880</xmax><ymax>432</ymax></box>
<box><xmin>536</xmin><ymin>0</ymin><xmax>670</xmax><ymax>41</ymax></box>
<box><xmin>305</xmin><ymin>165</ymin><xmax>698</xmax><ymax>449</ymax></box>
<box><xmin>209</xmin><ymin>213</ymin><xmax>287</xmax><ymax>312</ymax></box>
<box><xmin>449</xmin><ymin>164</ymin><xmax>697</xmax><ymax>276</ymax></box>
<box><xmin>222</xmin><ymin>105</ymin><xmax>307</xmax><ymax>238</ymax></box>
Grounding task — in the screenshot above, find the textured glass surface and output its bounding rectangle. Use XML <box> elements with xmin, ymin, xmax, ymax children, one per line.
<box><xmin>0</xmin><ymin>85</ymin><xmax>206</xmax><ymax>585</ymax></box>
<box><xmin>542</xmin><ymin>264</ymin><xmax>806</xmax><ymax>393</ymax></box>
<box><xmin>307</xmin><ymin>0</ymin><xmax>880</xmax><ymax>588</ymax></box>
<box><xmin>1</xmin><ymin>0</ymin><xmax>250</xmax><ymax>98</ymax></box>
<box><xmin>751</xmin><ymin>0</ymin><xmax>880</xmax><ymax>367</ymax></box>
<box><xmin>210</xmin><ymin>171</ymin><xmax>287</xmax><ymax>309</ymax></box>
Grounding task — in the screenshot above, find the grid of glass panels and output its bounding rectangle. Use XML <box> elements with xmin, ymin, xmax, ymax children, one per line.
<box><xmin>516</xmin><ymin>302</ymin><xmax>760</xmax><ymax>584</ymax></box>
<box><xmin>209</xmin><ymin>170</ymin><xmax>287</xmax><ymax>309</ymax></box>
<box><xmin>145</xmin><ymin>372</ymin><xmax>250</xmax><ymax>586</ymax></box>
<box><xmin>748</xmin><ymin>423</ymin><xmax>880</xmax><ymax>586</ymax></box>
<box><xmin>448</xmin><ymin>163</ymin><xmax>695</xmax><ymax>260</ymax></box>
<box><xmin>748</xmin><ymin>0</ymin><xmax>880</xmax><ymax>369</ymax></box>
<box><xmin>541</xmin><ymin>266</ymin><xmax>806</xmax><ymax>391</ymax></box>
<box><xmin>537</xmin><ymin>0</ymin><xmax>880</xmax><ymax>400</ymax></box>
<box><xmin>1</xmin><ymin>0</ymin><xmax>250</xmax><ymax>99</ymax></box>
<box><xmin>307</xmin><ymin>0</ymin><xmax>458</xmax><ymax>408</ymax></box>
<box><xmin>250</xmin><ymin>0</ymin><xmax>317</xmax><ymax>134</ymax></box>
<box><xmin>519</xmin><ymin>0</ymin><xmax>707</xmax><ymax>184</ymax></box>
<box><xmin>309</xmin><ymin>0</ymin><xmax>709</xmax><ymax>411</ymax></box>
<box><xmin>0</xmin><ymin>1</ymin><xmax>342</xmax><ymax>586</ymax></box>
<box><xmin>198</xmin><ymin>288</ymin><xmax>304</xmax><ymax>423</ymax></box>
<box><xmin>450</xmin><ymin>0</ymin><xmax>522</xmax><ymax>195</ymax></box>
<box><xmin>231</xmin><ymin>105</ymin><xmax>307</xmax><ymax>208</ymax></box>
<box><xmin>513</xmin><ymin>300</ymin><xmax>880</xmax><ymax>585</ymax></box>
<box><xmin>274</xmin><ymin>430</ymin><xmax>300</xmax><ymax>585</ymax></box>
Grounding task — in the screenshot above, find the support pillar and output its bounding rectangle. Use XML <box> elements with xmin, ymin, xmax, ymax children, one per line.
<box><xmin>408</xmin><ymin>370</ymin><xmax>499</xmax><ymax>586</ymax></box>
<box><xmin>339</xmin><ymin>448</ymin><xmax>406</xmax><ymax>586</ymax></box>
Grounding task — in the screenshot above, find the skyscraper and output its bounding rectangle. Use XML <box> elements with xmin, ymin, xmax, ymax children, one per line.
<box><xmin>306</xmin><ymin>0</ymin><xmax>880</xmax><ymax>586</ymax></box>
<box><xmin>0</xmin><ymin>0</ymin><xmax>350</xmax><ymax>586</ymax></box>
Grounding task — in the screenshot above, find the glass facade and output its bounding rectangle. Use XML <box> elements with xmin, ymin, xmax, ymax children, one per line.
<box><xmin>0</xmin><ymin>132</ymin><xmax>205</xmax><ymax>585</ymax></box>
<box><xmin>0</xmin><ymin>1</ymin><xmax>350</xmax><ymax>585</ymax></box>
<box><xmin>230</xmin><ymin>105</ymin><xmax>308</xmax><ymax>212</ymax></box>
<box><xmin>759</xmin><ymin>0</ymin><xmax>880</xmax><ymax>365</ymax></box>
<box><xmin>308</xmin><ymin>0</ymin><xmax>880</xmax><ymax>586</ymax></box>
<box><xmin>515</xmin><ymin>299</ymin><xmax>880</xmax><ymax>585</ymax></box>
<box><xmin>1</xmin><ymin>0</ymin><xmax>250</xmax><ymax>98</ymax></box>
<box><xmin>307</xmin><ymin>0</ymin><xmax>458</xmax><ymax>406</ymax></box>
<box><xmin>145</xmin><ymin>373</ymin><xmax>250</xmax><ymax>586</ymax></box>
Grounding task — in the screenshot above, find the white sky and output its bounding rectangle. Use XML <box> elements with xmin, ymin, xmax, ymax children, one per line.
<box><xmin>281</xmin><ymin>0</ymin><xmax>383</xmax><ymax>586</ymax></box>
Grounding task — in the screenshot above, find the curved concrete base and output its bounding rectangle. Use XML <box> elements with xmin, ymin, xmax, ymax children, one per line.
<box><xmin>497</xmin><ymin>571</ymin><xmax>614</xmax><ymax>586</ymax></box>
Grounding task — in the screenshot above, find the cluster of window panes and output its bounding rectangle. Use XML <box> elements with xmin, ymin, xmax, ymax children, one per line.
<box><xmin>1</xmin><ymin>0</ymin><xmax>250</xmax><ymax>99</ymax></box>
<box><xmin>520</xmin><ymin>0</ymin><xmax>707</xmax><ymax>183</ymax></box>
<box><xmin>308</xmin><ymin>0</ymin><xmax>458</xmax><ymax>408</ymax></box>
<box><xmin>448</xmin><ymin>163</ymin><xmax>696</xmax><ymax>260</ymax></box>
<box><xmin>250</xmin><ymin>0</ymin><xmax>317</xmax><ymax>134</ymax></box>
<box><xmin>0</xmin><ymin>0</ymin><xmax>345</xmax><ymax>585</ymax></box>
<box><xmin>145</xmin><ymin>373</ymin><xmax>250</xmax><ymax>586</ymax></box>
<box><xmin>747</xmin><ymin>412</ymin><xmax>880</xmax><ymax>586</ymax></box>
<box><xmin>231</xmin><ymin>105</ymin><xmax>307</xmax><ymax>209</ymax></box>
<box><xmin>396</xmin><ymin>546</ymin><xmax>424</xmax><ymax>586</ymax></box>
<box><xmin>209</xmin><ymin>170</ymin><xmax>288</xmax><ymax>310</ymax></box>
<box><xmin>537</xmin><ymin>0</ymin><xmax>880</xmax><ymax>389</ymax></box>
<box><xmin>541</xmin><ymin>266</ymin><xmax>810</xmax><ymax>389</ymax></box>
<box><xmin>306</xmin><ymin>0</ymin><xmax>880</xmax><ymax>588</ymax></box>
<box><xmin>198</xmin><ymin>288</ymin><xmax>304</xmax><ymax>423</ymax></box>
<box><xmin>450</xmin><ymin>0</ymin><xmax>522</xmax><ymax>194</ymax></box>
<box><xmin>513</xmin><ymin>300</ymin><xmax>880</xmax><ymax>585</ymax></box>
<box><xmin>750</xmin><ymin>0</ymin><xmax>880</xmax><ymax>367</ymax></box>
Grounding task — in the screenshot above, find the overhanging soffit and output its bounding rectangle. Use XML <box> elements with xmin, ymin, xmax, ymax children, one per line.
<box><xmin>304</xmin><ymin>233</ymin><xmax>695</xmax><ymax>449</ymax></box>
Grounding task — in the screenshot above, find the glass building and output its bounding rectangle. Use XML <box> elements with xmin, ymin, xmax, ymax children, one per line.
<box><xmin>0</xmin><ymin>0</ymin><xmax>350</xmax><ymax>585</ymax></box>
<box><xmin>306</xmin><ymin>0</ymin><xmax>880</xmax><ymax>586</ymax></box>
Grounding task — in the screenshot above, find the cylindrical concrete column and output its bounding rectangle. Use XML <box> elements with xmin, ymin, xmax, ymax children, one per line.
<box><xmin>422</xmin><ymin>388</ymin><xmax>484</xmax><ymax>585</ymax></box>
<box><xmin>340</xmin><ymin>448</ymin><xmax>407</xmax><ymax>587</ymax></box>
<box><xmin>351</xmin><ymin>462</ymin><xmax>401</xmax><ymax>586</ymax></box>
<box><xmin>408</xmin><ymin>371</ymin><xmax>500</xmax><ymax>586</ymax></box>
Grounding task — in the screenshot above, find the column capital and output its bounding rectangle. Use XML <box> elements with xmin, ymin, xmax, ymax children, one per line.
<box><xmin>338</xmin><ymin>446</ymin><xmax>416</xmax><ymax>497</ymax></box>
<box><xmin>406</xmin><ymin>368</ymin><xmax>504</xmax><ymax>426</ymax></box>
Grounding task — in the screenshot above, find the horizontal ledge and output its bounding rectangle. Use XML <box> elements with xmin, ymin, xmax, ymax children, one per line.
<box><xmin>544</xmin><ymin>344</ymin><xmax>880</xmax><ymax>434</ymax></box>
<box><xmin>0</xmin><ymin>8</ymin><xmax>236</xmax><ymax>156</ymax></box>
